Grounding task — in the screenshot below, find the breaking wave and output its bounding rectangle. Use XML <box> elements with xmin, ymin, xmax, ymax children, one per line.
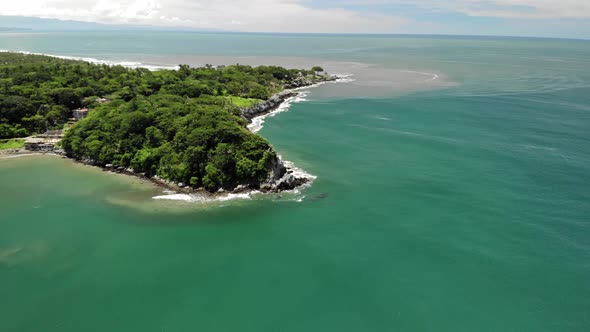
<box><xmin>152</xmin><ymin>191</ymin><xmax>260</xmax><ymax>202</ymax></box>
<box><xmin>0</xmin><ymin>49</ymin><xmax>179</xmax><ymax>71</ymax></box>
<box><xmin>247</xmin><ymin>73</ymin><xmax>355</xmax><ymax>133</ymax></box>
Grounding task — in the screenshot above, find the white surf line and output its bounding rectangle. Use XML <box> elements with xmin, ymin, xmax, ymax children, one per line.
<box><xmin>247</xmin><ymin>73</ymin><xmax>355</xmax><ymax>133</ymax></box>
<box><xmin>236</xmin><ymin>73</ymin><xmax>355</xmax><ymax>202</ymax></box>
<box><xmin>0</xmin><ymin>49</ymin><xmax>179</xmax><ymax>71</ymax></box>
<box><xmin>401</xmin><ymin>70</ymin><xmax>440</xmax><ymax>82</ymax></box>
<box><xmin>246</xmin><ymin>91</ymin><xmax>308</xmax><ymax>133</ymax></box>
<box><xmin>152</xmin><ymin>192</ymin><xmax>258</xmax><ymax>202</ymax></box>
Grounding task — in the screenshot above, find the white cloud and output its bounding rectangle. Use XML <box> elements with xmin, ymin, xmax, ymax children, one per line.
<box><xmin>459</xmin><ymin>0</ymin><xmax>590</xmax><ymax>19</ymax></box>
<box><xmin>0</xmin><ymin>0</ymin><xmax>409</xmax><ymax>32</ymax></box>
<box><xmin>355</xmin><ymin>0</ymin><xmax>590</xmax><ymax>19</ymax></box>
<box><xmin>2</xmin><ymin>0</ymin><xmax>587</xmax><ymax>33</ymax></box>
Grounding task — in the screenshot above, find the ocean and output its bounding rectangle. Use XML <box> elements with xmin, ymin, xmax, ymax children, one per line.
<box><xmin>0</xmin><ymin>32</ymin><xmax>589</xmax><ymax>331</ymax></box>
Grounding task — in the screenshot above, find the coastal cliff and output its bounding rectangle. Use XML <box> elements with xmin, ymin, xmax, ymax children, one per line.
<box><xmin>242</xmin><ymin>91</ymin><xmax>298</xmax><ymax>120</ymax></box>
<box><xmin>238</xmin><ymin>74</ymin><xmax>339</xmax><ymax>192</ymax></box>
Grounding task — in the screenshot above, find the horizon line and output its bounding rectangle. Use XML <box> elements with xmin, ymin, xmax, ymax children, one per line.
<box><xmin>1</xmin><ymin>29</ymin><xmax>589</xmax><ymax>42</ymax></box>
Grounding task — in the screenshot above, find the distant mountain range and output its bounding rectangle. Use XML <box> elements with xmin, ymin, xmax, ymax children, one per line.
<box><xmin>0</xmin><ymin>27</ymin><xmax>32</xmax><ymax>31</ymax></box>
<box><xmin>0</xmin><ymin>16</ymin><xmax>215</xmax><ymax>32</ymax></box>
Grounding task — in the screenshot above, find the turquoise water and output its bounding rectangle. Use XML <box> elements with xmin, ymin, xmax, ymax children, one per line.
<box><xmin>1</xmin><ymin>33</ymin><xmax>590</xmax><ymax>331</ymax></box>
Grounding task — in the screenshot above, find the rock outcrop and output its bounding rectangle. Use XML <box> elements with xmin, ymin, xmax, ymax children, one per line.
<box><xmin>260</xmin><ymin>155</ymin><xmax>309</xmax><ymax>192</ymax></box>
<box><xmin>241</xmin><ymin>75</ymin><xmax>338</xmax><ymax>121</ymax></box>
<box><xmin>284</xmin><ymin>75</ymin><xmax>337</xmax><ymax>89</ymax></box>
<box><xmin>266</xmin><ymin>154</ymin><xmax>287</xmax><ymax>182</ymax></box>
<box><xmin>242</xmin><ymin>91</ymin><xmax>297</xmax><ymax>120</ymax></box>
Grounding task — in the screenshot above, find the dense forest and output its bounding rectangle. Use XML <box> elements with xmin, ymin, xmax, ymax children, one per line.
<box><xmin>0</xmin><ymin>52</ymin><xmax>326</xmax><ymax>190</ymax></box>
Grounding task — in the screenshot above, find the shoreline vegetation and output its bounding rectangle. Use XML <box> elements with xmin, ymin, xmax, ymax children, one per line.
<box><xmin>0</xmin><ymin>52</ymin><xmax>341</xmax><ymax>196</ymax></box>
<box><xmin>0</xmin><ymin>138</ymin><xmax>25</xmax><ymax>150</ymax></box>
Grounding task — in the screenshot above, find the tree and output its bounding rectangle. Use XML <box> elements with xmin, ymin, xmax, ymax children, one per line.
<box><xmin>311</xmin><ymin>66</ymin><xmax>324</xmax><ymax>73</ymax></box>
<box><xmin>22</xmin><ymin>114</ymin><xmax>46</xmax><ymax>133</ymax></box>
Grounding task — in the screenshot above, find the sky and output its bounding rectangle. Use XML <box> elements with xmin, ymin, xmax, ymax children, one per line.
<box><xmin>1</xmin><ymin>0</ymin><xmax>589</xmax><ymax>39</ymax></box>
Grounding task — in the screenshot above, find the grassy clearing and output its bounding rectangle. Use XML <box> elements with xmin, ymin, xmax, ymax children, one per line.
<box><xmin>227</xmin><ymin>96</ymin><xmax>263</xmax><ymax>109</ymax></box>
<box><xmin>0</xmin><ymin>139</ymin><xmax>25</xmax><ymax>150</ymax></box>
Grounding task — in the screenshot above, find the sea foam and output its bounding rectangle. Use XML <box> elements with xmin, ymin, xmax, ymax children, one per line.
<box><xmin>247</xmin><ymin>73</ymin><xmax>355</xmax><ymax>133</ymax></box>
<box><xmin>152</xmin><ymin>191</ymin><xmax>260</xmax><ymax>202</ymax></box>
<box><xmin>400</xmin><ymin>70</ymin><xmax>440</xmax><ymax>82</ymax></box>
<box><xmin>247</xmin><ymin>91</ymin><xmax>310</xmax><ymax>133</ymax></box>
<box><xmin>0</xmin><ymin>50</ymin><xmax>179</xmax><ymax>71</ymax></box>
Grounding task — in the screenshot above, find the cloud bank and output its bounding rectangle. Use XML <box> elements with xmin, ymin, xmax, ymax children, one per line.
<box><xmin>0</xmin><ymin>0</ymin><xmax>588</xmax><ymax>34</ymax></box>
<box><xmin>0</xmin><ymin>0</ymin><xmax>407</xmax><ymax>33</ymax></box>
<box><xmin>404</xmin><ymin>0</ymin><xmax>590</xmax><ymax>19</ymax></box>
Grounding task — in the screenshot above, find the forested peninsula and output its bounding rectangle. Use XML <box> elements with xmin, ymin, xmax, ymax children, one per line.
<box><xmin>0</xmin><ymin>52</ymin><xmax>336</xmax><ymax>192</ymax></box>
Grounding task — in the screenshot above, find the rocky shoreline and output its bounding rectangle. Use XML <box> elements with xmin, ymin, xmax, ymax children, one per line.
<box><xmin>0</xmin><ymin>148</ymin><xmax>65</xmax><ymax>158</ymax></box>
<box><xmin>91</xmin><ymin>153</ymin><xmax>308</xmax><ymax>197</ymax></box>
<box><xmin>241</xmin><ymin>90</ymin><xmax>298</xmax><ymax>121</ymax></box>
<box><xmin>242</xmin><ymin>74</ymin><xmax>338</xmax><ymax>121</ymax></box>
<box><xmin>236</xmin><ymin>74</ymin><xmax>341</xmax><ymax>193</ymax></box>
